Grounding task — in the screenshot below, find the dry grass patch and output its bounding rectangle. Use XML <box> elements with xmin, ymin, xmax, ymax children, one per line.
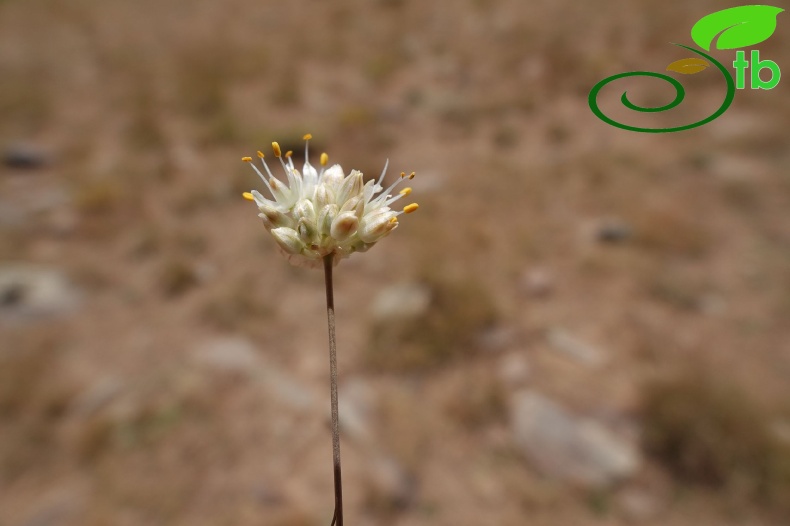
<box><xmin>641</xmin><ymin>367</ymin><xmax>790</xmax><ymax>513</ymax></box>
<box><xmin>0</xmin><ymin>328</ymin><xmax>74</xmax><ymax>481</ymax></box>
<box><xmin>365</xmin><ymin>273</ymin><xmax>498</xmax><ymax>373</ymax></box>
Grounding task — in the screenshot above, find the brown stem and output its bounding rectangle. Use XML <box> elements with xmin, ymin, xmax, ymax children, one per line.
<box><xmin>323</xmin><ymin>254</ymin><xmax>343</xmax><ymax>526</ymax></box>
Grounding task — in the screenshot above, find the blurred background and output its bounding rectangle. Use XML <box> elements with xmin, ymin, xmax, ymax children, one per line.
<box><xmin>1</xmin><ymin>0</ymin><xmax>789</xmax><ymax>524</ymax></box>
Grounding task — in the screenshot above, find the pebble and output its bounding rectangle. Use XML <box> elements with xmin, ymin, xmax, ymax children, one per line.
<box><xmin>193</xmin><ymin>337</ymin><xmax>316</xmax><ymax>411</ymax></box>
<box><xmin>520</xmin><ymin>268</ymin><xmax>554</xmax><ymax>298</ymax></box>
<box><xmin>3</xmin><ymin>143</ymin><xmax>51</xmax><ymax>170</ymax></box>
<box><xmin>595</xmin><ymin>218</ymin><xmax>633</xmax><ymax>244</ymax></box>
<box><xmin>510</xmin><ymin>391</ymin><xmax>640</xmax><ymax>488</ymax></box>
<box><xmin>372</xmin><ymin>282</ymin><xmax>431</xmax><ymax>321</ymax></box>
<box><xmin>0</xmin><ymin>264</ymin><xmax>80</xmax><ymax>321</ymax></box>
<box><xmin>547</xmin><ymin>328</ymin><xmax>607</xmax><ymax>368</ymax></box>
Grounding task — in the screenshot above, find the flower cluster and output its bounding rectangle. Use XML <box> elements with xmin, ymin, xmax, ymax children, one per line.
<box><xmin>242</xmin><ymin>135</ymin><xmax>418</xmax><ymax>265</ymax></box>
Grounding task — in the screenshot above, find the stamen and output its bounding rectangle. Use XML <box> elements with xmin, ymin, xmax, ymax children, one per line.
<box><xmin>372</xmin><ymin>176</ymin><xmax>406</xmax><ymax>206</ymax></box>
<box><xmin>385</xmin><ymin>187</ymin><xmax>411</xmax><ymax>206</ymax></box>
<box><xmin>285</xmin><ymin>151</ymin><xmax>293</xmax><ymax>159</ymax></box>
<box><xmin>400</xmin><ymin>171</ymin><xmax>406</xmax><ymax>178</ymax></box>
<box><xmin>250</xmin><ymin>154</ymin><xmax>277</xmax><ymax>197</ymax></box>
<box><xmin>389</xmin><ymin>217</ymin><xmax>398</xmax><ymax>223</ymax></box>
<box><xmin>403</xmin><ymin>203</ymin><xmax>419</xmax><ymax>214</ymax></box>
<box><xmin>242</xmin><ymin>192</ymin><xmax>255</xmax><ymax>201</ymax></box>
<box><xmin>242</xmin><ymin>156</ymin><xmax>253</xmax><ymax>162</ymax></box>
<box><xmin>272</xmin><ymin>141</ymin><xmax>290</xmax><ymax>172</ymax></box>
<box><xmin>303</xmin><ymin>134</ymin><xmax>312</xmax><ymax>162</ymax></box>
<box><xmin>408</xmin><ymin>171</ymin><xmax>415</xmax><ymax>180</ymax></box>
<box><xmin>320</xmin><ymin>152</ymin><xmax>329</xmax><ymax>166</ymax></box>
<box><xmin>257</xmin><ymin>151</ymin><xmax>265</xmax><ymax>159</ymax></box>
<box><xmin>247</xmin><ymin>166</ymin><xmax>273</xmax><ymax>196</ymax></box>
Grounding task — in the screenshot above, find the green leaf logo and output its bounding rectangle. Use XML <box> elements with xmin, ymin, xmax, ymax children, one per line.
<box><xmin>691</xmin><ymin>5</ymin><xmax>784</xmax><ymax>51</ymax></box>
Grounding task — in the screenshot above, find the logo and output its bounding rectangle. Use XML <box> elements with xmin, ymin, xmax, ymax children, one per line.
<box><xmin>589</xmin><ymin>5</ymin><xmax>784</xmax><ymax>133</ymax></box>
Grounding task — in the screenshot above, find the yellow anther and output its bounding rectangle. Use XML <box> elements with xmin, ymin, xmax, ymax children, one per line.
<box><xmin>389</xmin><ymin>217</ymin><xmax>398</xmax><ymax>224</ymax></box>
<box><xmin>242</xmin><ymin>156</ymin><xmax>253</xmax><ymax>162</ymax></box>
<box><xmin>285</xmin><ymin>150</ymin><xmax>293</xmax><ymax>158</ymax></box>
<box><xmin>403</xmin><ymin>203</ymin><xmax>419</xmax><ymax>214</ymax></box>
<box><xmin>399</xmin><ymin>187</ymin><xmax>412</xmax><ymax>196</ymax></box>
<box><xmin>242</xmin><ymin>192</ymin><xmax>255</xmax><ymax>201</ymax></box>
<box><xmin>303</xmin><ymin>133</ymin><xmax>313</xmax><ymax>141</ymax></box>
<box><xmin>272</xmin><ymin>142</ymin><xmax>282</xmax><ymax>157</ymax></box>
<box><xmin>400</xmin><ymin>171</ymin><xmax>406</xmax><ymax>178</ymax></box>
<box><xmin>408</xmin><ymin>171</ymin><xmax>415</xmax><ymax>179</ymax></box>
<box><xmin>320</xmin><ymin>152</ymin><xmax>329</xmax><ymax>166</ymax></box>
<box><xmin>257</xmin><ymin>150</ymin><xmax>265</xmax><ymax>158</ymax></box>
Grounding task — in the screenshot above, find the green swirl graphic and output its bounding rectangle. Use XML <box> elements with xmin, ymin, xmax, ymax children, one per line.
<box><xmin>588</xmin><ymin>44</ymin><xmax>736</xmax><ymax>133</ymax></box>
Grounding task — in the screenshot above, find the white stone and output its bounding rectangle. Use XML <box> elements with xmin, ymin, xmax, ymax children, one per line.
<box><xmin>547</xmin><ymin>328</ymin><xmax>607</xmax><ymax>368</ymax></box>
<box><xmin>511</xmin><ymin>391</ymin><xmax>640</xmax><ymax>488</ymax></box>
<box><xmin>0</xmin><ymin>264</ymin><xmax>80</xmax><ymax>321</ymax></box>
<box><xmin>372</xmin><ymin>282</ymin><xmax>431</xmax><ymax>321</ymax></box>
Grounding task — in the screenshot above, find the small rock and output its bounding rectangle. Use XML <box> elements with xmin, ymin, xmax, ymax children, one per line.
<box><xmin>372</xmin><ymin>282</ymin><xmax>431</xmax><ymax>321</ymax></box>
<box><xmin>262</xmin><ymin>368</ymin><xmax>315</xmax><ymax>411</ymax></box>
<box><xmin>194</xmin><ymin>337</ymin><xmax>261</xmax><ymax>373</ymax></box>
<box><xmin>70</xmin><ymin>377</ymin><xmax>124</xmax><ymax>418</ymax></box>
<box><xmin>710</xmin><ymin>155</ymin><xmax>770</xmax><ymax>181</ymax></box>
<box><xmin>520</xmin><ymin>268</ymin><xmax>554</xmax><ymax>298</ymax></box>
<box><xmin>547</xmin><ymin>328</ymin><xmax>606</xmax><ymax>368</ymax></box>
<box><xmin>194</xmin><ymin>337</ymin><xmax>315</xmax><ymax>410</ymax></box>
<box><xmin>0</xmin><ymin>264</ymin><xmax>80</xmax><ymax>321</ymax></box>
<box><xmin>21</xmin><ymin>489</ymin><xmax>81</xmax><ymax>526</ymax></box>
<box><xmin>3</xmin><ymin>143</ymin><xmax>51</xmax><ymax>170</ymax></box>
<box><xmin>595</xmin><ymin>218</ymin><xmax>632</xmax><ymax>244</ymax></box>
<box><xmin>498</xmin><ymin>353</ymin><xmax>531</xmax><ymax>387</ymax></box>
<box><xmin>511</xmin><ymin>391</ymin><xmax>640</xmax><ymax>488</ymax></box>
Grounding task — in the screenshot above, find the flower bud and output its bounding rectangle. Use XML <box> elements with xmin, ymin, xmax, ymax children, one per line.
<box><xmin>314</xmin><ymin>183</ymin><xmax>335</xmax><ymax>209</ymax></box>
<box><xmin>302</xmin><ymin>162</ymin><xmax>318</xmax><ymax>186</ymax></box>
<box><xmin>339</xmin><ymin>195</ymin><xmax>365</xmax><ymax>218</ymax></box>
<box><xmin>258</xmin><ymin>202</ymin><xmax>292</xmax><ymax>229</ymax></box>
<box><xmin>271</xmin><ymin>227</ymin><xmax>304</xmax><ymax>254</ymax></box>
<box><xmin>258</xmin><ymin>213</ymin><xmax>274</xmax><ymax>230</ymax></box>
<box><xmin>330</xmin><ymin>211</ymin><xmax>359</xmax><ymax>242</ymax></box>
<box><xmin>293</xmin><ymin>199</ymin><xmax>316</xmax><ymax>224</ymax></box>
<box><xmin>297</xmin><ymin>217</ymin><xmax>317</xmax><ymax>243</ymax></box>
<box><xmin>358</xmin><ymin>210</ymin><xmax>397</xmax><ymax>243</ymax></box>
<box><xmin>322</xmin><ymin>164</ymin><xmax>345</xmax><ymax>187</ymax></box>
<box><xmin>337</xmin><ymin>170</ymin><xmax>364</xmax><ymax>206</ymax></box>
<box><xmin>317</xmin><ymin>204</ymin><xmax>338</xmax><ymax>236</ymax></box>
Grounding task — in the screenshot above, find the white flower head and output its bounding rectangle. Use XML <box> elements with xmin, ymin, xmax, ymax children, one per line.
<box><xmin>242</xmin><ymin>134</ymin><xmax>418</xmax><ymax>266</ymax></box>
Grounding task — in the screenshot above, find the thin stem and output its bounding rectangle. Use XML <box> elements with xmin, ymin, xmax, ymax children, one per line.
<box><xmin>323</xmin><ymin>254</ymin><xmax>343</xmax><ymax>526</ymax></box>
